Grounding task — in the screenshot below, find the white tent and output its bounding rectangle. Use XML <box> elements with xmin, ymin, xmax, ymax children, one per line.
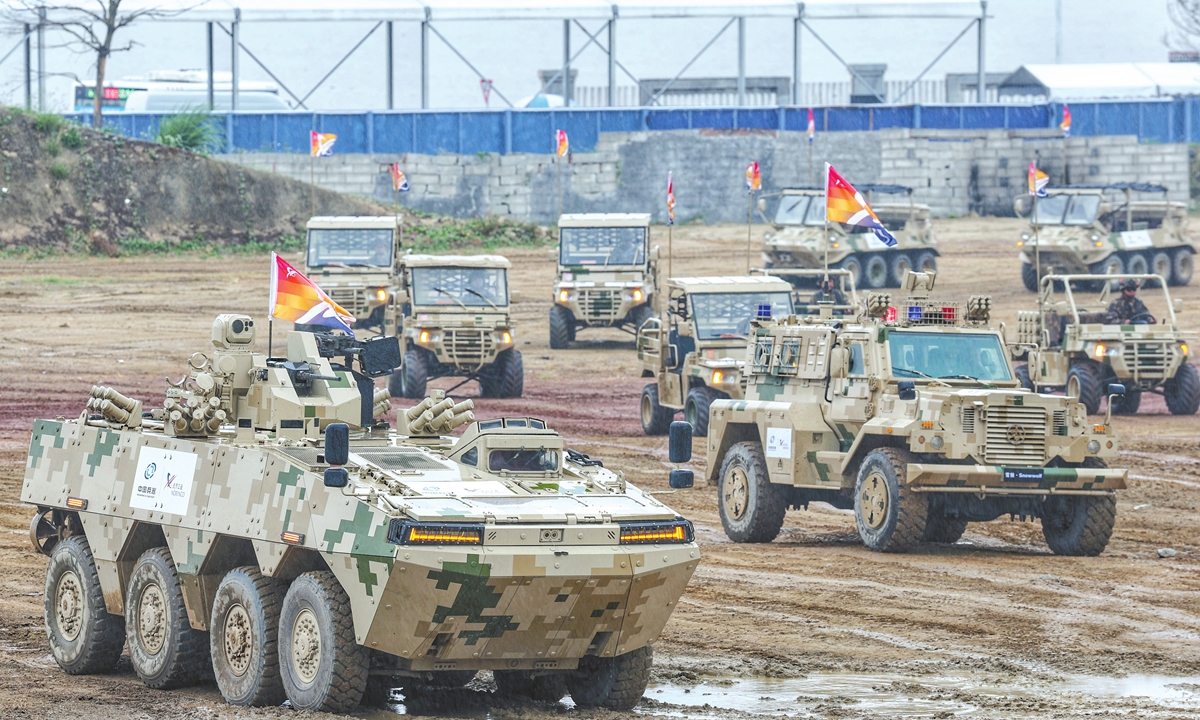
<box><xmin>999</xmin><ymin>63</ymin><xmax>1200</xmax><ymax>101</ymax></box>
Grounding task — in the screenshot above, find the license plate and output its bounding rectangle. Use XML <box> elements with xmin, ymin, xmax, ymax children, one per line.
<box><xmin>1002</xmin><ymin>467</ymin><xmax>1044</xmax><ymax>482</ymax></box>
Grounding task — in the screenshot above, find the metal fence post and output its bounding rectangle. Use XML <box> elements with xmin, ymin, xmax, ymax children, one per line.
<box><xmin>366</xmin><ymin>111</ymin><xmax>375</xmax><ymax>154</ymax></box>
<box><xmin>231</xmin><ymin>9</ymin><xmax>240</xmax><ymax>111</ymax></box>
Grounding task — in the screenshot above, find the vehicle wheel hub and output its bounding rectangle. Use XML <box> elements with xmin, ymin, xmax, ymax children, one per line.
<box><xmin>138</xmin><ymin>582</ymin><xmax>167</xmax><ymax>655</ymax></box>
<box><xmin>860</xmin><ymin>473</ymin><xmax>890</xmax><ymax>530</ymax></box>
<box><xmin>224</xmin><ymin>603</ymin><xmax>253</xmax><ymax>677</ymax></box>
<box><xmin>292</xmin><ymin>608</ymin><xmax>321</xmax><ymax>684</ymax></box>
<box><xmin>723</xmin><ymin>467</ymin><xmax>749</xmax><ymax>521</ymax></box>
<box><xmin>55</xmin><ymin>570</ymin><xmax>83</xmax><ymax>642</ymax></box>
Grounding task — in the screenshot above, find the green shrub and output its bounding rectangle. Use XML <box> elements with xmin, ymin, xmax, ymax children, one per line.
<box><xmin>44</xmin><ymin>138</ymin><xmax>61</xmax><ymax>157</ymax></box>
<box><xmin>405</xmin><ymin>217</ymin><xmax>550</xmax><ymax>253</ymax></box>
<box><xmin>50</xmin><ymin>162</ymin><xmax>69</xmax><ymax>180</ymax></box>
<box><xmin>155</xmin><ymin>107</ymin><xmax>218</xmax><ymax>154</ymax></box>
<box><xmin>32</xmin><ymin>112</ymin><xmax>65</xmax><ymax>135</ymax></box>
<box><xmin>61</xmin><ymin>126</ymin><xmax>85</xmax><ymax>150</ymax></box>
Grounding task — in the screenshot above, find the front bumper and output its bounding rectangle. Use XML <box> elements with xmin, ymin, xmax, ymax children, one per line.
<box><xmin>906</xmin><ymin>463</ymin><xmax>1127</xmax><ymax>495</ymax></box>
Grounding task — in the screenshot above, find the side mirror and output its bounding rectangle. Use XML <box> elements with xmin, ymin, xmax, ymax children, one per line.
<box><xmin>649</xmin><ymin>245</ymin><xmax>660</xmax><ymax>261</ymax></box>
<box><xmin>829</xmin><ymin>346</ymin><xmax>849</xmax><ymax>379</ymax></box>
<box><xmin>510</xmin><ymin>290</ymin><xmax>522</xmax><ymax>303</ymax></box>
<box><xmin>325</xmin><ymin>423</ymin><xmax>349</xmax><ymax>465</ymax></box>
<box><xmin>669</xmin><ymin>421</ymin><xmax>693</xmax><ymax>462</ymax></box>
<box><xmin>676</xmin><ymin>322</ymin><xmax>694</xmax><ymax>338</ymax></box>
<box><xmin>756</xmin><ymin>198</ymin><xmax>767</xmax><ymax>213</ymax></box>
<box><xmin>1107</xmin><ymin>383</ymin><xmax>1125</xmax><ymax>397</ymax></box>
<box><xmin>393</xmin><ymin>290</ymin><xmax>409</xmax><ymax>305</ymax></box>
<box><xmin>669</xmin><ymin>469</ymin><xmax>695</xmax><ymax>489</ymax></box>
<box><xmin>898</xmin><ymin>380</ymin><xmax>917</xmax><ymax>401</ymax></box>
<box><xmin>323</xmin><ymin>467</ymin><xmax>349</xmax><ymax>488</ymax></box>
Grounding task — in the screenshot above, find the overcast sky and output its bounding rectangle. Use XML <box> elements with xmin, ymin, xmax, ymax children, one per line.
<box><xmin>0</xmin><ymin>0</ymin><xmax>1184</xmax><ymax>112</ymax></box>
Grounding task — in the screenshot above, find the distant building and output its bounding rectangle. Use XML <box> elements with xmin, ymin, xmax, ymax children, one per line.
<box><xmin>998</xmin><ymin>63</ymin><xmax>1200</xmax><ymax>102</ymax></box>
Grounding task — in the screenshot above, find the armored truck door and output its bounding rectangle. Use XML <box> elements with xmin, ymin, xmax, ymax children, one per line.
<box><xmin>828</xmin><ymin>340</ymin><xmax>872</xmax><ymax>425</ymax></box>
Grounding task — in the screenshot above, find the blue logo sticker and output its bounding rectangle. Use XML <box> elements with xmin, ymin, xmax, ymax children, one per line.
<box><xmin>144</xmin><ymin>462</ymin><xmax>157</xmax><ymax>480</ymax></box>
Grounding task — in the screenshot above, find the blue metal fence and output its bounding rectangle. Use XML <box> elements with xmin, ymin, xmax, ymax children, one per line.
<box><xmin>65</xmin><ymin>98</ymin><xmax>1200</xmax><ymax>155</ymax></box>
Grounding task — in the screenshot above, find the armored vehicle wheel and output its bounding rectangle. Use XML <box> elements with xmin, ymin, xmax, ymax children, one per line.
<box><xmin>683</xmin><ymin>386</ymin><xmax>723</xmax><ymax>437</ymax></box>
<box><xmin>1171</xmin><ymin>247</ymin><xmax>1194</xmax><ymax>286</ymax></box>
<box><xmin>1165</xmin><ymin>362</ymin><xmax>1200</xmax><ymax>415</ymax></box>
<box><xmin>485</xmin><ymin>349</ymin><xmax>524</xmax><ymax>398</ymax></box>
<box><xmin>1089</xmin><ymin>255</ymin><xmax>1125</xmax><ymax>291</ymax></box>
<box><xmin>567</xmin><ymin>645</ymin><xmax>652</xmax><ymax>711</ymax></box>
<box><xmin>398</xmin><ymin>350</ymin><xmax>429</xmax><ymax>399</ymax></box>
<box><xmin>1014</xmin><ymin>364</ymin><xmax>1034</xmax><ymax>391</ymax></box>
<box><xmin>126</xmin><ymin>547</ymin><xmax>210</xmax><ymax>689</ymax></box>
<box><xmin>1150</xmin><ymin>251</ymin><xmax>1173</xmax><ymax>287</ymax></box>
<box><xmin>922</xmin><ymin>514</ymin><xmax>968</xmax><ymax>544</ymax></box>
<box><xmin>1126</xmin><ymin>252</ymin><xmax>1149</xmax><ymax>277</ymax></box>
<box><xmin>835</xmin><ymin>256</ymin><xmax>863</xmax><ymax>289</ymax></box>
<box><xmin>210</xmin><ymin>567</ymin><xmax>286</xmax><ymax>707</ymax></box>
<box><xmin>888</xmin><ymin>253</ymin><xmax>913</xmax><ymax>287</ymax></box>
<box><xmin>640</xmin><ymin>384</ymin><xmax>674</xmax><ymax>436</ymax></box>
<box><xmin>1021</xmin><ymin>263</ymin><xmax>1039</xmax><ymax>292</ymax></box>
<box><xmin>1110</xmin><ymin>389</ymin><xmax>1141</xmax><ymax>415</ymax></box>
<box><xmin>627</xmin><ymin>303</ymin><xmax>655</xmax><ymax>332</ymax></box>
<box><xmin>1041</xmin><ymin>475</ymin><xmax>1116</xmax><ymax>556</ymax></box>
<box><xmin>718</xmin><ymin>441</ymin><xmax>787</xmax><ymax>543</ymax></box>
<box><xmin>549</xmin><ymin>304</ymin><xmax>574</xmax><ymax>349</ymax></box>
<box><xmin>1066</xmin><ymin>363</ymin><xmax>1104</xmax><ymax>415</ymax></box>
<box><xmin>44</xmin><ymin>535</ymin><xmax>125</xmax><ymax>675</ymax></box>
<box><xmin>853</xmin><ymin>447</ymin><xmax>928</xmax><ymax>553</ymax></box>
<box><xmin>914</xmin><ymin>250</ymin><xmax>938</xmax><ymax>275</ymax></box>
<box><xmin>278</xmin><ymin>571</ymin><xmax>369</xmax><ymax>713</ymax></box>
<box><xmin>495</xmin><ymin>669</ymin><xmax>568</xmax><ymax>702</ymax></box>
<box><xmin>863</xmin><ymin>255</ymin><xmax>889</xmax><ymax>289</ymax></box>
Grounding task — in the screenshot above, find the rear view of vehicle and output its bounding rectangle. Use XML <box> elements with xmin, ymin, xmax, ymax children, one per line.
<box><xmin>304</xmin><ymin>215</ymin><xmax>403</xmax><ymax>333</ymax></box>
<box><xmin>761</xmin><ymin>186</ymin><xmax>937</xmax><ymax>290</ymax></box>
<box><xmin>551</xmin><ymin>214</ymin><xmax>656</xmax><ymax>348</ymax></box>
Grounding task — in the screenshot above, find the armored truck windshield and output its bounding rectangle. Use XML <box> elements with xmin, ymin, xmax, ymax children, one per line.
<box><xmin>889</xmin><ymin>331</ymin><xmax>1013</xmax><ymax>382</ymax></box>
<box><xmin>307</xmin><ymin>227</ymin><xmax>395</xmax><ymax>267</ymax></box>
<box><xmin>489</xmin><ymin>448</ymin><xmax>560</xmax><ymax>473</ymax></box>
<box><xmin>774</xmin><ymin>194</ymin><xmax>826</xmax><ymax>226</ymax></box>
<box><xmin>1032</xmin><ymin>194</ymin><xmax>1101</xmax><ymax>226</ymax></box>
<box><xmin>560</xmin><ymin>226</ymin><xmax>647</xmax><ymax>266</ymax></box>
<box><xmin>691</xmin><ymin>291</ymin><xmax>794</xmax><ymax>340</ymax></box>
<box><xmin>410</xmin><ymin>266</ymin><xmax>509</xmax><ymax>306</ymax></box>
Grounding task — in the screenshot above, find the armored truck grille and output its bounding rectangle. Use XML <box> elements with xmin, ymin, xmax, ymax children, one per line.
<box><xmin>578</xmin><ymin>289</ymin><xmax>620</xmax><ymax>321</ymax></box>
<box><xmin>1052</xmin><ymin>410</ymin><xmax>1068</xmax><ymax>436</ymax></box>
<box><xmin>984</xmin><ymin>406</ymin><xmax>1048</xmax><ymax>465</ymax></box>
<box><xmin>328</xmin><ymin>288</ymin><xmax>370</xmax><ymax>315</ymax></box>
<box><xmin>443</xmin><ymin>329</ymin><xmax>492</xmax><ymax>364</ymax></box>
<box><xmin>960</xmin><ymin>407</ymin><xmax>975</xmax><ymax>434</ymax></box>
<box><xmin>1122</xmin><ymin>342</ymin><xmax>1169</xmax><ymax>376</ymax></box>
<box><xmin>355</xmin><ymin>449</ymin><xmax>447</xmax><ymax>471</ymax></box>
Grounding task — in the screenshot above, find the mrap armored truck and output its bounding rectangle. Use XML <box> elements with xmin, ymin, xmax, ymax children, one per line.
<box><xmin>23</xmin><ymin>315</ymin><xmax>698</xmax><ymax>713</ymax></box>
<box><xmin>304</xmin><ymin>215</ymin><xmax>403</xmax><ymax>333</ymax></box>
<box><xmin>704</xmin><ymin>271</ymin><xmax>1127</xmax><ymax>556</ymax></box>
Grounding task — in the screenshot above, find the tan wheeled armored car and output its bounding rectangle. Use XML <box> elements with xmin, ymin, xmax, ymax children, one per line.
<box><xmin>1015</xmin><ymin>184</ymin><xmax>1196</xmax><ymax>291</ymax></box>
<box><xmin>704</xmin><ymin>271</ymin><xmax>1128</xmax><ymax>556</ymax></box>
<box><xmin>23</xmin><ymin>315</ymin><xmax>699</xmax><ymax>713</ymax></box>
<box><xmin>636</xmin><ymin>275</ymin><xmax>796</xmax><ymax>436</ymax></box>
<box><xmin>389</xmin><ymin>254</ymin><xmax>523</xmax><ymax>399</ymax></box>
<box><xmin>550</xmin><ymin>213</ymin><xmax>657</xmax><ymax>349</ymax></box>
<box><xmin>760</xmin><ymin>185</ymin><xmax>938</xmax><ymax>290</ymax></box>
<box><xmin>303</xmin><ymin>215</ymin><xmax>404</xmax><ymax>333</ymax></box>
<box><xmin>1012</xmin><ymin>273</ymin><xmax>1198</xmax><ymax>416</ymax></box>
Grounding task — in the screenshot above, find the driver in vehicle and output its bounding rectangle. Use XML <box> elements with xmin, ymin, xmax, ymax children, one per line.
<box><xmin>1105</xmin><ymin>279</ymin><xmax>1155</xmax><ymax>324</ymax></box>
<box><xmin>609</xmin><ymin>236</ymin><xmax>639</xmax><ymax>265</ymax></box>
<box><xmin>811</xmin><ymin>277</ymin><xmax>848</xmax><ymax>309</ymax></box>
<box><xmin>370</xmin><ymin>237</ymin><xmax>391</xmax><ymax>265</ymax></box>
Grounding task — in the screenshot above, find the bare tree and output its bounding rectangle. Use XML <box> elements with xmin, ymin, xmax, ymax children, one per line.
<box><xmin>9</xmin><ymin>1</ymin><xmax>191</xmax><ymax>126</ymax></box>
<box><xmin>1169</xmin><ymin>0</ymin><xmax>1200</xmax><ymax>52</ymax></box>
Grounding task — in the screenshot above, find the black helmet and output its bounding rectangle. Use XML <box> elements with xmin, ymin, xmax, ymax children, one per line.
<box><xmin>1120</xmin><ymin>278</ymin><xmax>1139</xmax><ymax>292</ymax></box>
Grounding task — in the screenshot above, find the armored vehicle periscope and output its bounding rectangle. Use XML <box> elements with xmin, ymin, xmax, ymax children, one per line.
<box><xmin>390</xmin><ymin>253</ymin><xmax>523</xmax><ymax>399</ymax></box>
<box><xmin>551</xmin><ymin>213</ymin><xmax>657</xmax><ymax>349</ymax></box>
<box><xmin>1013</xmin><ymin>273</ymin><xmax>1199</xmax><ymax>416</ymax></box>
<box><xmin>24</xmin><ymin>315</ymin><xmax>698</xmax><ymax>713</ymax></box>
<box><xmin>705</xmin><ymin>271</ymin><xmax>1128</xmax><ymax>556</ymax></box>
<box><xmin>304</xmin><ymin>215</ymin><xmax>404</xmax><ymax>333</ymax></box>
<box><xmin>760</xmin><ymin>186</ymin><xmax>938</xmax><ymax>289</ymax></box>
<box><xmin>1014</xmin><ymin>184</ymin><xmax>1196</xmax><ymax>291</ymax></box>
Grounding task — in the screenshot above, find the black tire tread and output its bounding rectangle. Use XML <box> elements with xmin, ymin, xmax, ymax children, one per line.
<box><xmin>640</xmin><ymin>384</ymin><xmax>674</xmax><ymax>436</ymax></box>
<box><xmin>44</xmin><ymin>536</ymin><xmax>125</xmax><ymax>675</ymax></box>
<box><xmin>549</xmin><ymin>305</ymin><xmax>573</xmax><ymax>349</ymax></box>
<box><xmin>1165</xmin><ymin>362</ymin><xmax>1200</xmax><ymax>415</ymax></box>
<box><xmin>1021</xmin><ymin>262</ymin><xmax>1038</xmax><ymax>292</ymax></box>
<box><xmin>567</xmin><ymin>645</ymin><xmax>652</xmax><ymax>711</ymax></box>
<box><xmin>401</xmin><ymin>349</ymin><xmax>428</xmax><ymax>399</ymax></box>
<box><xmin>684</xmin><ymin>386</ymin><xmax>722</xmax><ymax>437</ymax></box>
<box><xmin>127</xmin><ymin>546</ymin><xmax>210</xmax><ymax>689</ymax></box>
<box><xmin>1068</xmin><ymin>362</ymin><xmax>1104</xmax><ymax>415</ymax></box>
<box><xmin>855</xmin><ymin>447</ymin><xmax>928</xmax><ymax>552</ymax></box>
<box><xmin>495</xmin><ymin>669</ymin><xmax>568</xmax><ymax>702</ymax></box>
<box><xmin>718</xmin><ymin>441</ymin><xmax>788</xmax><ymax>544</ymax></box>
<box><xmin>210</xmin><ymin>566</ymin><xmax>286</xmax><ymax>706</ymax></box>
<box><xmin>923</xmin><ymin>514</ymin><xmax>969</xmax><ymax>544</ymax></box>
<box><xmin>1111</xmin><ymin>389</ymin><xmax>1141</xmax><ymax>415</ymax></box>
<box><xmin>281</xmin><ymin>571</ymin><xmax>369</xmax><ymax>713</ymax></box>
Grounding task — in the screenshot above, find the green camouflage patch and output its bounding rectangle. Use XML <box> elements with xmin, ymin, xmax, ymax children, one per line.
<box><xmin>84</xmin><ymin>429</ymin><xmax>119</xmax><ymax>476</ymax></box>
<box><xmin>429</xmin><ymin>556</ymin><xmax>518</xmax><ymax>645</ymax></box>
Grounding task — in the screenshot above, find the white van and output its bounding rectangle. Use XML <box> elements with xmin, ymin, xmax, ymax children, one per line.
<box><xmin>123</xmin><ymin>90</ymin><xmax>291</xmax><ymax>113</ymax></box>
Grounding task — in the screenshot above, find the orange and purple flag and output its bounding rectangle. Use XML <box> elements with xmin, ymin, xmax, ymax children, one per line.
<box><xmin>556</xmin><ymin>129</ymin><xmax>569</xmax><ymax>157</ymax></box>
<box><xmin>390</xmin><ymin>162</ymin><xmax>409</xmax><ymax>192</ymax></box>
<box><xmin>310</xmin><ymin>131</ymin><xmax>337</xmax><ymax>157</ymax></box>
<box><xmin>1028</xmin><ymin>162</ymin><xmax>1049</xmax><ymax>198</ymax></box>
<box><xmin>825</xmin><ymin>163</ymin><xmax>896</xmax><ymax>247</ymax></box>
<box><xmin>807</xmin><ymin>108</ymin><xmax>815</xmax><ymax>145</ymax></box>
<box><xmin>666</xmin><ymin>172</ymin><xmax>676</xmax><ymax>225</ymax></box>
<box><xmin>745</xmin><ymin>161</ymin><xmax>761</xmax><ymax>193</ymax></box>
<box><xmin>1060</xmin><ymin>104</ymin><xmax>1071</xmax><ymax>138</ymax></box>
<box><xmin>269</xmin><ymin>252</ymin><xmax>355</xmax><ymax>333</ymax></box>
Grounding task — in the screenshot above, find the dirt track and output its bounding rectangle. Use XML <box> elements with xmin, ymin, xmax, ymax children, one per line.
<box><xmin>1</xmin><ymin>218</ymin><xmax>1199</xmax><ymax>718</ymax></box>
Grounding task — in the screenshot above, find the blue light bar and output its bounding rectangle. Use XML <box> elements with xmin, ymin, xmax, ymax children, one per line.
<box><xmin>907</xmin><ymin>305</ymin><xmax>923</xmax><ymax>321</ymax></box>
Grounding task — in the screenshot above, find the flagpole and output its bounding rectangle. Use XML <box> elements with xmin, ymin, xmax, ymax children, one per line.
<box><xmin>310</xmin><ymin>154</ymin><xmax>315</xmax><ymax>217</ymax></box>
<box><xmin>746</xmin><ymin>192</ymin><xmax>753</xmax><ymax>274</ymax></box>
<box><xmin>667</xmin><ymin>222</ymin><xmax>673</xmax><ymax>281</ymax></box>
<box><xmin>557</xmin><ymin>155</ymin><xmax>563</xmax><ymax>218</ymax></box>
<box><xmin>1033</xmin><ymin>191</ymin><xmax>1041</xmax><ymax>297</ymax></box>
<box><xmin>808</xmin><ymin>143</ymin><xmax>814</xmax><ymax>186</ymax></box>
<box><xmin>268</xmin><ymin>318</ymin><xmax>274</xmax><ymax>358</ymax></box>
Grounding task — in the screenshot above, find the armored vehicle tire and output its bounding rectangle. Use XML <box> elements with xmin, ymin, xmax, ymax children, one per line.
<box><xmin>550</xmin><ymin>305</ymin><xmax>574</xmax><ymax>349</ymax></box>
<box><xmin>44</xmin><ymin>535</ymin><xmax>125</xmax><ymax>675</ymax></box>
<box><xmin>567</xmin><ymin>645</ymin><xmax>652</xmax><ymax>711</ymax></box>
<box><xmin>126</xmin><ymin>547</ymin><xmax>210</xmax><ymax>689</ymax></box>
<box><xmin>210</xmin><ymin>567</ymin><xmax>286</xmax><ymax>707</ymax></box>
<box><xmin>863</xmin><ymin>255</ymin><xmax>889</xmax><ymax>289</ymax></box>
<box><xmin>1089</xmin><ymin>256</ymin><xmax>1125</xmax><ymax>291</ymax></box>
<box><xmin>1014</xmin><ymin>364</ymin><xmax>1034</xmax><ymax>391</ymax></box>
<box><xmin>1165</xmin><ymin>363</ymin><xmax>1200</xmax><ymax>415</ymax></box>
<box><xmin>1021</xmin><ymin>263</ymin><xmax>1039</xmax><ymax>292</ymax></box>
<box><xmin>485</xmin><ymin>349</ymin><xmax>524</xmax><ymax>398</ymax></box>
<box><xmin>1041</xmin><ymin>468</ymin><xmax>1116</xmax><ymax>556</ymax></box>
<box><xmin>684</xmin><ymin>386</ymin><xmax>723</xmax><ymax>437</ymax></box>
<box><xmin>278</xmin><ymin>571</ymin><xmax>369</xmax><ymax>713</ymax></box>
<box><xmin>495</xmin><ymin>669</ymin><xmax>569</xmax><ymax>702</ymax></box>
<box><xmin>627</xmin><ymin>303</ymin><xmax>655</xmax><ymax>332</ymax></box>
<box><xmin>718</xmin><ymin>441</ymin><xmax>788</xmax><ymax>543</ymax></box>
<box><xmin>914</xmin><ymin>250</ymin><xmax>938</xmax><ymax>275</ymax></box>
<box><xmin>854</xmin><ymin>447</ymin><xmax>928</xmax><ymax>553</ymax></box>
<box><xmin>1171</xmin><ymin>248</ymin><xmax>1195</xmax><ymax>286</ymax></box>
<box><xmin>1149</xmin><ymin>251</ymin><xmax>1173</xmax><ymax>287</ymax></box>
<box><xmin>922</xmin><ymin>514</ymin><xmax>969</xmax><ymax>544</ymax></box>
<box><xmin>396</xmin><ymin>350</ymin><xmax>429</xmax><ymax>399</ymax></box>
<box><xmin>1110</xmin><ymin>389</ymin><xmax>1141</xmax><ymax>415</ymax></box>
<box><xmin>1125</xmin><ymin>252</ymin><xmax>1149</xmax><ymax>277</ymax></box>
<box><xmin>640</xmin><ymin>384</ymin><xmax>674</xmax><ymax>436</ymax></box>
<box><xmin>835</xmin><ymin>256</ymin><xmax>863</xmax><ymax>289</ymax></box>
<box><xmin>1066</xmin><ymin>363</ymin><xmax>1104</xmax><ymax>415</ymax></box>
<box><xmin>889</xmin><ymin>253</ymin><xmax>913</xmax><ymax>287</ymax></box>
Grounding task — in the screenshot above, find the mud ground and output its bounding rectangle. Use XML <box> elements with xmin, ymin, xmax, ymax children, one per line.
<box><xmin>0</xmin><ymin>218</ymin><xmax>1198</xmax><ymax>718</ymax></box>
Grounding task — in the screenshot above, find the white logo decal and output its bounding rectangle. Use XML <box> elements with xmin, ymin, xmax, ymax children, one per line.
<box><xmin>765</xmin><ymin>428</ymin><xmax>792</xmax><ymax>459</ymax></box>
<box><xmin>131</xmin><ymin>446</ymin><xmax>198</xmax><ymax>516</ymax></box>
<box><xmin>1119</xmin><ymin>230</ymin><xmax>1153</xmax><ymax>249</ymax></box>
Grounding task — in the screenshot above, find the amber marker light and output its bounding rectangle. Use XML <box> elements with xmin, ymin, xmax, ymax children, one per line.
<box><xmin>281</xmin><ymin>531</ymin><xmax>305</xmax><ymax>545</ymax></box>
<box><xmin>419</xmin><ymin>330</ymin><xmax>431</xmax><ymax>343</ymax></box>
<box><xmin>712</xmin><ymin>370</ymin><xmax>724</xmax><ymax>384</ymax></box>
<box><xmin>501</xmin><ymin>331</ymin><xmax>512</xmax><ymax>344</ymax></box>
<box><xmin>619</xmin><ymin>520</ymin><xmax>694</xmax><ymax>544</ymax></box>
<box><xmin>558</xmin><ymin>289</ymin><xmax>570</xmax><ymax>303</ymax></box>
<box><xmin>1182</xmin><ymin>343</ymin><xmax>1190</xmax><ymax>356</ymax></box>
<box><xmin>66</xmin><ymin>496</ymin><xmax>87</xmax><ymax>510</ymax></box>
<box><xmin>1093</xmin><ymin>424</ymin><xmax>1107</xmax><ymax>434</ymax></box>
<box><xmin>632</xmin><ymin>288</ymin><xmax>644</xmax><ymax>303</ymax></box>
<box><xmin>375</xmin><ymin>288</ymin><xmax>388</xmax><ymax>303</ymax></box>
<box><xmin>390</xmin><ymin>522</ymin><xmax>485</xmax><ymax>546</ymax></box>
<box><xmin>1094</xmin><ymin>343</ymin><xmax>1106</xmax><ymax>360</ymax></box>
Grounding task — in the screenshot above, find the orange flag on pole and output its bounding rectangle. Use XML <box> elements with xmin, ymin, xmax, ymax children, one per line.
<box><xmin>825</xmin><ymin>163</ymin><xmax>897</xmax><ymax>247</ymax></box>
<box><xmin>269</xmin><ymin>252</ymin><xmax>355</xmax><ymax>333</ymax></box>
<box><xmin>556</xmin><ymin>129</ymin><xmax>569</xmax><ymax>157</ymax></box>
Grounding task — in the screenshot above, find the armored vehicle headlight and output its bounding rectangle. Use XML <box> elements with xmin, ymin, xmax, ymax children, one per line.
<box><xmin>375</xmin><ymin>288</ymin><xmax>388</xmax><ymax>303</ymax></box>
<box><xmin>420</xmin><ymin>330</ymin><xmax>430</xmax><ymax>343</ymax></box>
<box><xmin>930</xmin><ymin>435</ymin><xmax>944</xmax><ymax>450</ymax></box>
<box><xmin>619</xmin><ymin>519</ymin><xmax>694</xmax><ymax>544</ymax></box>
<box><xmin>1091</xmin><ymin>233</ymin><xmax>1100</xmax><ymax>241</ymax></box>
<box><xmin>1087</xmin><ymin>440</ymin><xmax>1101</xmax><ymax>454</ymax></box>
<box><xmin>631</xmin><ymin>288</ymin><xmax>644</xmax><ymax>303</ymax></box>
<box><xmin>1182</xmin><ymin>343</ymin><xmax>1190</xmax><ymax>356</ymax></box>
<box><xmin>1021</xmin><ymin>232</ymin><xmax>1030</xmax><ymax>241</ymax></box>
<box><xmin>501</xmin><ymin>330</ymin><xmax>512</xmax><ymax>344</ymax></box>
<box><xmin>558</xmin><ymin>289</ymin><xmax>571</xmax><ymax>303</ymax></box>
<box><xmin>1094</xmin><ymin>343</ymin><xmax>1106</xmax><ymax>359</ymax></box>
<box><xmin>389</xmin><ymin>521</ymin><xmax>484</xmax><ymax>546</ymax></box>
<box><xmin>712</xmin><ymin>370</ymin><xmax>725</xmax><ymax>384</ymax></box>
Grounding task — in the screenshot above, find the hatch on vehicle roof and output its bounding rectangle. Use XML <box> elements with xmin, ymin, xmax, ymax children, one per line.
<box><xmin>558</xmin><ymin>213</ymin><xmax>652</xmax><ymax>228</ymax></box>
<box><xmin>401</xmin><ymin>254</ymin><xmax>512</xmax><ymax>268</ymax></box>
<box><xmin>670</xmin><ymin>276</ymin><xmax>794</xmax><ymax>294</ymax></box>
<box><xmin>306</xmin><ymin>216</ymin><xmax>401</xmax><ymax>229</ymax></box>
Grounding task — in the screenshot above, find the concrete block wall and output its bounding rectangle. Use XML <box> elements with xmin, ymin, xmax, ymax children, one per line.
<box><xmin>218</xmin><ymin>129</ymin><xmax>1188</xmax><ymax>224</ymax></box>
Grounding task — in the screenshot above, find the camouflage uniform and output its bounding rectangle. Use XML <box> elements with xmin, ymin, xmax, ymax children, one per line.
<box><xmin>1105</xmin><ymin>294</ymin><xmax>1151</xmax><ymax>324</ymax></box>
